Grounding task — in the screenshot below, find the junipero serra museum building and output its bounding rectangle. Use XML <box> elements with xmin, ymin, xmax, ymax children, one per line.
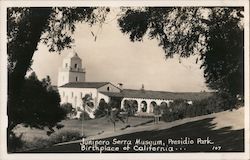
<box><xmin>57</xmin><ymin>52</ymin><xmax>210</xmax><ymax>118</ymax></box>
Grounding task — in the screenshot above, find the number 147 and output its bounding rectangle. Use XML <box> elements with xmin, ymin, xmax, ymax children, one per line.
<box><xmin>212</xmin><ymin>146</ymin><xmax>221</xmax><ymax>151</ymax></box>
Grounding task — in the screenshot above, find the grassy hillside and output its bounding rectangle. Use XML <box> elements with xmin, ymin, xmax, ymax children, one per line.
<box><xmin>28</xmin><ymin>107</ymin><xmax>244</xmax><ymax>153</ymax></box>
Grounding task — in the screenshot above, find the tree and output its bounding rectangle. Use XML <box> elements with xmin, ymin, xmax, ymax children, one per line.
<box><xmin>7</xmin><ymin>7</ymin><xmax>109</xmax><ymax>136</ymax></box>
<box><xmin>94</xmin><ymin>99</ymin><xmax>109</xmax><ymax>118</ymax></box>
<box><xmin>81</xmin><ymin>93</ymin><xmax>93</xmax><ymax>119</ymax></box>
<box><xmin>108</xmin><ymin>100</ymin><xmax>125</xmax><ymax>131</ymax></box>
<box><xmin>118</xmin><ymin>7</ymin><xmax>244</xmax><ymax>108</ymax></box>
<box><xmin>8</xmin><ymin>72</ymin><xmax>66</xmax><ymax>151</ymax></box>
<box><xmin>17</xmin><ymin>72</ymin><xmax>65</xmax><ymax>130</ymax></box>
<box><xmin>202</xmin><ymin>8</ymin><xmax>244</xmax><ymax>108</ymax></box>
<box><xmin>61</xmin><ymin>103</ymin><xmax>75</xmax><ymax>119</ymax></box>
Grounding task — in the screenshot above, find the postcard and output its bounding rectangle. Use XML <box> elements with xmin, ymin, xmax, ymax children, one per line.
<box><xmin>0</xmin><ymin>0</ymin><xmax>249</xmax><ymax>160</ymax></box>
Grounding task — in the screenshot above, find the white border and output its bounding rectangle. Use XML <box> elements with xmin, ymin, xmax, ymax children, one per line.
<box><xmin>0</xmin><ymin>1</ymin><xmax>249</xmax><ymax>160</ymax></box>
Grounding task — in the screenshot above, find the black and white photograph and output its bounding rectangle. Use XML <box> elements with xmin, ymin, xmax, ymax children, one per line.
<box><xmin>0</xmin><ymin>0</ymin><xmax>249</xmax><ymax>160</ymax></box>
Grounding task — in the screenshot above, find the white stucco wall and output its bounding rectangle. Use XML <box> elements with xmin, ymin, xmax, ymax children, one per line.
<box><xmin>58</xmin><ymin>70</ymin><xmax>85</xmax><ymax>87</ymax></box>
<box><xmin>98</xmin><ymin>83</ymin><xmax>121</xmax><ymax>93</ymax></box>
<box><xmin>58</xmin><ymin>87</ymin><xmax>98</xmax><ymax>110</ymax></box>
<box><xmin>97</xmin><ymin>92</ymin><xmax>111</xmax><ymax>105</ymax></box>
<box><xmin>58</xmin><ymin>52</ymin><xmax>86</xmax><ymax>86</ymax></box>
<box><xmin>68</xmin><ymin>71</ymin><xmax>85</xmax><ymax>83</ymax></box>
<box><xmin>64</xmin><ymin>57</ymin><xmax>83</xmax><ymax>71</ymax></box>
<box><xmin>58</xmin><ymin>71</ymin><xmax>69</xmax><ymax>87</ymax></box>
<box><xmin>121</xmin><ymin>98</ymin><xmax>174</xmax><ymax>113</ymax></box>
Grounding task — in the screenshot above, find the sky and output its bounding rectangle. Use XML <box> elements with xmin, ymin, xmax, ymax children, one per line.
<box><xmin>31</xmin><ymin>9</ymin><xmax>208</xmax><ymax>92</ymax></box>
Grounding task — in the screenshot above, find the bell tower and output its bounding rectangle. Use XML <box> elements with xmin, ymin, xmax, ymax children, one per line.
<box><xmin>58</xmin><ymin>51</ymin><xmax>86</xmax><ymax>86</ymax></box>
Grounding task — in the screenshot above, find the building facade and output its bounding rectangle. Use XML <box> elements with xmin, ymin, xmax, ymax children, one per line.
<box><xmin>57</xmin><ymin>52</ymin><xmax>210</xmax><ymax>118</ymax></box>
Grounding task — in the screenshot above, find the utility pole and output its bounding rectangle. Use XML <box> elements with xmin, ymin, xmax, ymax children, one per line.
<box><xmin>81</xmin><ymin>98</ymin><xmax>85</xmax><ymax>138</ymax></box>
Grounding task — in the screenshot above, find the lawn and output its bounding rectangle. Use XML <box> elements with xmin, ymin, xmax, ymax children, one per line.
<box><xmin>26</xmin><ymin>107</ymin><xmax>244</xmax><ymax>153</ymax></box>
<box><xmin>13</xmin><ymin>116</ymin><xmax>154</xmax><ymax>151</ymax></box>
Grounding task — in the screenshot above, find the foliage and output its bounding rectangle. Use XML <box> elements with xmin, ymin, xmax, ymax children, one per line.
<box><xmin>7</xmin><ymin>6</ymin><xmax>245</xmax><ymax>150</ymax></box>
<box><xmin>16</xmin><ymin>72</ymin><xmax>66</xmax><ymax>130</ymax></box>
<box><xmin>81</xmin><ymin>93</ymin><xmax>94</xmax><ymax>119</ymax></box>
<box><xmin>122</xmin><ymin>100</ymin><xmax>133</xmax><ymax>116</ymax></box>
<box><xmin>108</xmin><ymin>99</ymin><xmax>125</xmax><ymax>131</ymax></box>
<box><xmin>7</xmin><ymin>7</ymin><xmax>110</xmax><ymax>136</ymax></box>
<box><xmin>202</xmin><ymin>8</ymin><xmax>244</xmax><ymax>106</ymax></box>
<box><xmin>153</xmin><ymin>105</ymin><xmax>161</xmax><ymax>115</ymax></box>
<box><xmin>7</xmin><ymin>72</ymin><xmax>67</xmax><ymax>152</ymax></box>
<box><xmin>94</xmin><ymin>99</ymin><xmax>109</xmax><ymax>118</ymax></box>
<box><xmin>118</xmin><ymin>7</ymin><xmax>244</xmax><ymax>108</ymax></box>
<box><xmin>161</xmin><ymin>95</ymin><xmax>226</xmax><ymax>122</ymax></box>
<box><xmin>61</xmin><ymin>103</ymin><xmax>74</xmax><ymax>114</ymax></box>
<box><xmin>123</xmin><ymin>100</ymin><xmax>138</xmax><ymax>116</ymax></box>
<box><xmin>61</xmin><ymin>103</ymin><xmax>75</xmax><ymax>118</ymax></box>
<box><xmin>12</xmin><ymin>130</ymin><xmax>82</xmax><ymax>152</ymax></box>
<box><xmin>7</xmin><ymin>131</ymin><xmax>24</xmax><ymax>153</ymax></box>
<box><xmin>49</xmin><ymin>130</ymin><xmax>82</xmax><ymax>144</ymax></box>
<box><xmin>79</xmin><ymin>111</ymin><xmax>91</xmax><ymax>120</ymax></box>
<box><xmin>118</xmin><ymin>7</ymin><xmax>207</xmax><ymax>57</ymax></box>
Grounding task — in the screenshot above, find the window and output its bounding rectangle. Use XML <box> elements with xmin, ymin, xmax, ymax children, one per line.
<box><xmin>65</xmin><ymin>63</ymin><xmax>68</xmax><ymax>68</ymax></box>
<box><xmin>74</xmin><ymin>63</ymin><xmax>78</xmax><ymax>68</ymax></box>
<box><xmin>107</xmin><ymin>86</ymin><xmax>110</xmax><ymax>91</ymax></box>
<box><xmin>63</xmin><ymin>91</ymin><xmax>65</xmax><ymax>97</ymax></box>
<box><xmin>71</xmin><ymin>92</ymin><xmax>74</xmax><ymax>98</ymax></box>
<box><xmin>74</xmin><ymin>96</ymin><xmax>77</xmax><ymax>108</ymax></box>
<box><xmin>76</xmin><ymin>76</ymin><xmax>78</xmax><ymax>82</ymax></box>
<box><xmin>80</xmin><ymin>92</ymin><xmax>83</xmax><ymax>98</ymax></box>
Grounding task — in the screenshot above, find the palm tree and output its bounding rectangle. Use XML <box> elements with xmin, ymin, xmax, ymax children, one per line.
<box><xmin>81</xmin><ymin>94</ymin><xmax>93</xmax><ymax>137</ymax></box>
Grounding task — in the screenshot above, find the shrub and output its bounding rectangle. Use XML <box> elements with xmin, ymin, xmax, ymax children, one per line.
<box><xmin>7</xmin><ymin>132</ymin><xmax>24</xmax><ymax>153</ymax></box>
<box><xmin>21</xmin><ymin>137</ymin><xmax>51</xmax><ymax>152</ymax></box>
<box><xmin>161</xmin><ymin>94</ymin><xmax>228</xmax><ymax>122</ymax></box>
<box><xmin>14</xmin><ymin>130</ymin><xmax>83</xmax><ymax>152</ymax></box>
<box><xmin>49</xmin><ymin>130</ymin><xmax>82</xmax><ymax>144</ymax></box>
<box><xmin>153</xmin><ymin>105</ymin><xmax>161</xmax><ymax>115</ymax></box>
<box><xmin>79</xmin><ymin>111</ymin><xmax>91</xmax><ymax>120</ymax></box>
<box><xmin>94</xmin><ymin>99</ymin><xmax>108</xmax><ymax>118</ymax></box>
<box><xmin>61</xmin><ymin>103</ymin><xmax>75</xmax><ymax>119</ymax></box>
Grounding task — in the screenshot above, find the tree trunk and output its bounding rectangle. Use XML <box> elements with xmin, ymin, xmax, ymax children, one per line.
<box><xmin>7</xmin><ymin>8</ymin><xmax>52</xmax><ymax>151</ymax></box>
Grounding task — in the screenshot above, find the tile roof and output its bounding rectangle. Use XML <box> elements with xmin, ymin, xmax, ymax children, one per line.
<box><xmin>101</xmin><ymin>89</ymin><xmax>212</xmax><ymax>101</ymax></box>
<box><xmin>59</xmin><ymin>82</ymin><xmax>109</xmax><ymax>88</ymax></box>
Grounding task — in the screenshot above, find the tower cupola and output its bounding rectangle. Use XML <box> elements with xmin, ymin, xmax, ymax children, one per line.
<box><xmin>58</xmin><ymin>51</ymin><xmax>86</xmax><ymax>86</ymax></box>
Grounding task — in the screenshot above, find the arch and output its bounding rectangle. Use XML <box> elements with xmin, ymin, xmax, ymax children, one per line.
<box><xmin>149</xmin><ymin>101</ymin><xmax>157</xmax><ymax>113</ymax></box>
<box><xmin>159</xmin><ymin>101</ymin><xmax>168</xmax><ymax>114</ymax></box>
<box><xmin>131</xmin><ymin>100</ymin><xmax>138</xmax><ymax>114</ymax></box>
<box><xmin>122</xmin><ymin>99</ymin><xmax>129</xmax><ymax>110</ymax></box>
<box><xmin>160</xmin><ymin>101</ymin><xmax>168</xmax><ymax>107</ymax></box>
<box><xmin>140</xmin><ymin>101</ymin><xmax>147</xmax><ymax>112</ymax></box>
<box><xmin>99</xmin><ymin>98</ymin><xmax>105</xmax><ymax>104</ymax></box>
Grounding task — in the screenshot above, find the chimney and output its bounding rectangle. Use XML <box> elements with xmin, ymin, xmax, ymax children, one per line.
<box><xmin>141</xmin><ymin>84</ymin><xmax>145</xmax><ymax>92</ymax></box>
